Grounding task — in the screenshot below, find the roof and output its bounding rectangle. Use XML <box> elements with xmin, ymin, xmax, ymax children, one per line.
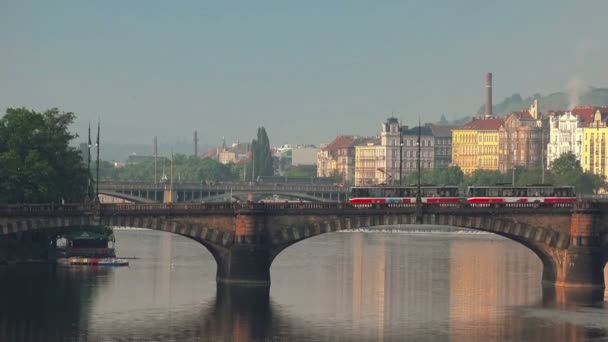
<box><xmin>321</xmin><ymin>135</ymin><xmax>357</xmax><ymax>153</ymax></box>
<box><xmin>572</xmin><ymin>106</ymin><xmax>608</xmax><ymax>127</ymax></box>
<box><xmin>355</xmin><ymin>137</ymin><xmax>381</xmax><ymax>146</ymax></box>
<box><xmin>429</xmin><ymin>124</ymin><xmax>454</xmax><ymax>137</ymax></box>
<box><xmin>458</xmin><ymin>117</ymin><xmax>505</xmax><ymax>130</ymax></box>
<box><xmin>513</xmin><ymin>110</ymin><xmax>535</xmax><ymax>120</ymax></box>
<box><xmin>401</xmin><ymin>125</ymin><xmax>433</xmax><ymax>136</ymax></box>
<box><xmin>201</xmin><ymin>147</ymin><xmax>218</xmax><ymax>159</ymax></box>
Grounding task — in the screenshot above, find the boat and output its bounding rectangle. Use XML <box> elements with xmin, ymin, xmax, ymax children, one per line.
<box><xmin>57</xmin><ymin>257</ymin><xmax>128</xmax><ymax>267</ymax></box>
<box><xmin>97</xmin><ymin>258</ymin><xmax>129</xmax><ymax>266</ymax></box>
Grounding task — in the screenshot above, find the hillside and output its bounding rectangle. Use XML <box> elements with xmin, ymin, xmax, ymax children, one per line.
<box><xmin>476</xmin><ymin>87</ymin><xmax>608</xmax><ymax>115</ymax></box>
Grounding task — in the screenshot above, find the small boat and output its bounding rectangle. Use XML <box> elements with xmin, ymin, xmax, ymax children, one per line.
<box><xmin>97</xmin><ymin>258</ymin><xmax>129</xmax><ymax>266</ymax></box>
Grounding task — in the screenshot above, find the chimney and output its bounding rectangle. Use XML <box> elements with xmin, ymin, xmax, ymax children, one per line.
<box><xmin>193</xmin><ymin>131</ymin><xmax>198</xmax><ymax>156</ymax></box>
<box><xmin>485</xmin><ymin>72</ymin><xmax>493</xmax><ymax>116</ymax></box>
<box><xmin>153</xmin><ymin>136</ymin><xmax>158</xmax><ymax>156</ymax></box>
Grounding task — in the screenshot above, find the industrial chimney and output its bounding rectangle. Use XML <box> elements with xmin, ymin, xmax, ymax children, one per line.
<box><xmin>193</xmin><ymin>131</ymin><xmax>199</xmax><ymax>156</ymax></box>
<box><xmin>485</xmin><ymin>72</ymin><xmax>493</xmax><ymax>116</ymax></box>
<box><xmin>153</xmin><ymin>136</ymin><xmax>158</xmax><ymax>156</ymax></box>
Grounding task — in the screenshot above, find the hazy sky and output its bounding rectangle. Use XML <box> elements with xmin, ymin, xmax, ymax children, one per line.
<box><xmin>1</xmin><ymin>1</ymin><xmax>607</xmax><ymax>148</ymax></box>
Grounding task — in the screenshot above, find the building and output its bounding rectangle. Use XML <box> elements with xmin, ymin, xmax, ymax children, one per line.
<box><xmin>380</xmin><ymin>118</ymin><xmax>402</xmax><ymax>183</ymax></box>
<box><xmin>429</xmin><ymin>125</ymin><xmax>454</xmax><ymax>169</ymax></box>
<box><xmin>498</xmin><ymin>100</ymin><xmax>543</xmax><ymax>173</ymax></box>
<box><xmin>316</xmin><ymin>135</ymin><xmax>359</xmax><ymax>183</ymax></box>
<box><xmin>292</xmin><ymin>146</ymin><xmax>319</xmax><ymax>166</ymax></box>
<box><xmin>547</xmin><ymin>106</ymin><xmax>607</xmax><ymax>169</ymax></box>
<box><xmin>452</xmin><ymin>117</ymin><xmax>504</xmax><ymax>174</ymax></box>
<box><xmin>398</xmin><ymin>125</ymin><xmax>434</xmax><ymax>179</ymax></box>
<box><xmin>547</xmin><ymin>111</ymin><xmax>582</xmax><ymax>169</ymax></box>
<box><xmin>218</xmin><ymin>150</ymin><xmax>237</xmax><ymax>164</ymax></box>
<box><xmin>354</xmin><ymin>138</ymin><xmax>385</xmax><ymax>185</ymax></box>
<box><xmin>582</xmin><ymin>109</ymin><xmax>608</xmax><ymax>180</ymax></box>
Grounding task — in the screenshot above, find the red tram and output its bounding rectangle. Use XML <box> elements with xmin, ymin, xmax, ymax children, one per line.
<box><xmin>349</xmin><ymin>186</ymin><xmax>460</xmax><ymax>204</ymax></box>
<box><xmin>348</xmin><ymin>184</ymin><xmax>577</xmax><ymax>206</ymax></box>
<box><xmin>466</xmin><ymin>185</ymin><xmax>576</xmax><ymax>204</ymax></box>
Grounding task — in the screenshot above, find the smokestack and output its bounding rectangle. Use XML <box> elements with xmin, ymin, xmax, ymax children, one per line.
<box><xmin>153</xmin><ymin>136</ymin><xmax>158</xmax><ymax>156</ymax></box>
<box><xmin>193</xmin><ymin>131</ymin><xmax>198</xmax><ymax>156</ymax></box>
<box><xmin>485</xmin><ymin>72</ymin><xmax>493</xmax><ymax>116</ymax></box>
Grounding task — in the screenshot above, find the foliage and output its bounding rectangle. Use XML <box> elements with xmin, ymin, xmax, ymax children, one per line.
<box><xmin>550</xmin><ymin>152</ymin><xmax>605</xmax><ymax>194</ymax></box>
<box><xmin>476</xmin><ymin>87</ymin><xmax>608</xmax><ymax>115</ymax></box>
<box><xmin>98</xmin><ymin>155</ymin><xmax>238</xmax><ymax>182</ymax></box>
<box><xmin>0</xmin><ymin>108</ymin><xmax>88</xmax><ymax>203</ymax></box>
<box><xmin>247</xmin><ymin>127</ymin><xmax>273</xmax><ymax>180</ymax></box>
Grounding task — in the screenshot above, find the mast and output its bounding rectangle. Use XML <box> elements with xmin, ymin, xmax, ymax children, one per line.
<box><xmin>416</xmin><ymin>118</ymin><xmax>421</xmax><ymax>204</ymax></box>
<box><xmin>95</xmin><ymin>120</ymin><xmax>100</xmax><ymax>203</ymax></box>
<box><xmin>87</xmin><ymin>121</ymin><xmax>92</xmax><ymax>201</ymax></box>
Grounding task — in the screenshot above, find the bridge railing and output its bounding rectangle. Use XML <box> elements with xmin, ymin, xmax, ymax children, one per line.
<box><xmin>0</xmin><ymin>200</ymin><xmax>586</xmax><ymax>216</ymax></box>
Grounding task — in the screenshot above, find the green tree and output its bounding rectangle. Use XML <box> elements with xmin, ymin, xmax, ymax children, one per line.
<box><xmin>248</xmin><ymin>127</ymin><xmax>273</xmax><ymax>180</ymax></box>
<box><xmin>0</xmin><ymin>107</ymin><xmax>88</xmax><ymax>203</ymax></box>
<box><xmin>549</xmin><ymin>152</ymin><xmax>605</xmax><ymax>194</ymax></box>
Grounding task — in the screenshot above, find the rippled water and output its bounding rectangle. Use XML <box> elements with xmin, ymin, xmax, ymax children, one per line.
<box><xmin>0</xmin><ymin>229</ymin><xmax>606</xmax><ymax>341</ymax></box>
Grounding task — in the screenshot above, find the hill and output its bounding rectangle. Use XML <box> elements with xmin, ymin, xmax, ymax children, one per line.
<box><xmin>476</xmin><ymin>87</ymin><xmax>608</xmax><ymax>115</ymax></box>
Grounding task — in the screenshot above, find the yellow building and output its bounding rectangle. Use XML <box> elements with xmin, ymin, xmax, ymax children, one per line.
<box><xmin>451</xmin><ymin>117</ymin><xmax>504</xmax><ymax>174</ymax></box>
<box><xmin>582</xmin><ymin>109</ymin><xmax>608</xmax><ymax>180</ymax></box>
<box><xmin>354</xmin><ymin>139</ymin><xmax>385</xmax><ymax>185</ymax></box>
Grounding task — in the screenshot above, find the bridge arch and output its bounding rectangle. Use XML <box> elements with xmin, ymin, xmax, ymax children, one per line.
<box><xmin>266</xmin><ymin>213</ymin><xmax>570</xmax><ymax>286</ymax></box>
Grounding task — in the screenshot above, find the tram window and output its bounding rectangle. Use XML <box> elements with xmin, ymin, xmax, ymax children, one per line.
<box><xmin>385</xmin><ymin>188</ymin><xmax>396</xmax><ymax>197</ymax></box>
<box><xmin>352</xmin><ymin>188</ymin><xmax>369</xmax><ymax>197</ymax></box>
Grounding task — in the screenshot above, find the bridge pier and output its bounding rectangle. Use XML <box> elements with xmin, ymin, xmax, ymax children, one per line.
<box><xmin>551</xmin><ymin>206</ymin><xmax>606</xmax><ymax>290</ymax></box>
<box><xmin>214</xmin><ymin>211</ymin><xmax>271</xmax><ymax>287</ymax></box>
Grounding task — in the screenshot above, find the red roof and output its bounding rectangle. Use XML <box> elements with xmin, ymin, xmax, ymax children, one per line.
<box><xmin>460</xmin><ymin>117</ymin><xmax>505</xmax><ymax>130</ymax></box>
<box><xmin>322</xmin><ymin>135</ymin><xmax>357</xmax><ymax>154</ymax></box>
<box><xmin>201</xmin><ymin>147</ymin><xmax>218</xmax><ymax>159</ymax></box>
<box><xmin>514</xmin><ymin>110</ymin><xmax>535</xmax><ymax>120</ymax></box>
<box><xmin>572</xmin><ymin>106</ymin><xmax>603</xmax><ymax>127</ymax></box>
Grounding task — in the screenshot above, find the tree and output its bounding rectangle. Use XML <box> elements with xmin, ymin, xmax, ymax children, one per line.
<box><xmin>0</xmin><ymin>108</ymin><xmax>88</xmax><ymax>203</ymax></box>
<box><xmin>550</xmin><ymin>152</ymin><xmax>605</xmax><ymax>194</ymax></box>
<box><xmin>248</xmin><ymin>127</ymin><xmax>273</xmax><ymax>180</ymax></box>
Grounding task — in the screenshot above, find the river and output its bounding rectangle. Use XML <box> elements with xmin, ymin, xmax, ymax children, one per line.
<box><xmin>0</xmin><ymin>228</ymin><xmax>606</xmax><ymax>341</ymax></box>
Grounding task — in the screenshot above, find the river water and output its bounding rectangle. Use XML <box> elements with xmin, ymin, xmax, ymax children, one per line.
<box><xmin>0</xmin><ymin>228</ymin><xmax>606</xmax><ymax>342</ymax></box>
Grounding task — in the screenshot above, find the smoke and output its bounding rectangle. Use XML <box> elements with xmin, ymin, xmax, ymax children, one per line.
<box><xmin>566</xmin><ymin>78</ymin><xmax>587</xmax><ymax>110</ymax></box>
<box><xmin>566</xmin><ymin>38</ymin><xmax>593</xmax><ymax>110</ymax></box>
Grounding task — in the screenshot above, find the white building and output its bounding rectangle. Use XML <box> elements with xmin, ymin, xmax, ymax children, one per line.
<box><xmin>547</xmin><ymin>112</ymin><xmax>583</xmax><ymax>168</ymax></box>
<box><xmin>292</xmin><ymin>147</ymin><xmax>319</xmax><ymax>166</ymax></box>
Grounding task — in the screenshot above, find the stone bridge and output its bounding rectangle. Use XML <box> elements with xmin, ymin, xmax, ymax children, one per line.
<box><xmin>1</xmin><ymin>202</ymin><xmax>607</xmax><ymax>293</ymax></box>
<box><xmin>98</xmin><ymin>181</ymin><xmax>348</xmax><ymax>203</ymax></box>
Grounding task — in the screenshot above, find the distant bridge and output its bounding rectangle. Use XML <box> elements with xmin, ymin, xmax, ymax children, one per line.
<box><xmin>1</xmin><ymin>201</ymin><xmax>606</xmax><ymax>296</ymax></box>
<box><xmin>98</xmin><ymin>181</ymin><xmax>349</xmax><ymax>203</ymax></box>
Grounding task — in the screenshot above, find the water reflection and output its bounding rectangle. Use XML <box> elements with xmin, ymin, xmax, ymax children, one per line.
<box><xmin>0</xmin><ymin>265</ymin><xmax>111</xmax><ymax>342</ymax></box>
<box><xmin>0</xmin><ymin>230</ymin><xmax>606</xmax><ymax>341</ymax></box>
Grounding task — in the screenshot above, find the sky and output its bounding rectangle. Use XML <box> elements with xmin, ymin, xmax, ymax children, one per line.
<box><xmin>1</xmin><ymin>0</ymin><xmax>607</xmax><ymax>149</ymax></box>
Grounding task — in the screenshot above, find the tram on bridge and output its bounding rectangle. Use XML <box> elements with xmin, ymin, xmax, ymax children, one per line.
<box><xmin>348</xmin><ymin>185</ymin><xmax>576</xmax><ymax>206</ymax></box>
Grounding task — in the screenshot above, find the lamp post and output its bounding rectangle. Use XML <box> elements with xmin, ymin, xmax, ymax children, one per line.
<box><xmin>399</xmin><ymin>125</ymin><xmax>403</xmax><ymax>186</ymax></box>
<box><xmin>416</xmin><ymin>119</ymin><xmax>421</xmax><ymax>204</ymax></box>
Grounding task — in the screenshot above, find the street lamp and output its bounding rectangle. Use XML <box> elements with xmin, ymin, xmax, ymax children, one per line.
<box><xmin>399</xmin><ymin>125</ymin><xmax>403</xmax><ymax>186</ymax></box>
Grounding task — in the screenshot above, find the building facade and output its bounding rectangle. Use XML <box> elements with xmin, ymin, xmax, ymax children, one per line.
<box><xmin>316</xmin><ymin>135</ymin><xmax>358</xmax><ymax>183</ymax></box>
<box><xmin>354</xmin><ymin>139</ymin><xmax>385</xmax><ymax>185</ymax></box>
<box><xmin>452</xmin><ymin>117</ymin><xmax>504</xmax><ymax>174</ymax></box>
<box><xmin>398</xmin><ymin>125</ymin><xmax>434</xmax><ymax>181</ymax></box>
<box><xmin>547</xmin><ymin>112</ymin><xmax>583</xmax><ymax>169</ymax></box>
<box><xmin>430</xmin><ymin>125</ymin><xmax>453</xmax><ymax>169</ymax></box>
<box><xmin>498</xmin><ymin>107</ymin><xmax>542</xmax><ymax>173</ymax></box>
<box><xmin>582</xmin><ymin>109</ymin><xmax>608</xmax><ymax>180</ymax></box>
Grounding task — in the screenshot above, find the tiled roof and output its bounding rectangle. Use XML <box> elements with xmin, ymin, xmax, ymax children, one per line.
<box><xmin>428</xmin><ymin>125</ymin><xmax>454</xmax><ymax>137</ymax></box>
<box><xmin>514</xmin><ymin>110</ymin><xmax>535</xmax><ymax>120</ymax></box>
<box><xmin>572</xmin><ymin>106</ymin><xmax>605</xmax><ymax>127</ymax></box>
<box><xmin>458</xmin><ymin>117</ymin><xmax>505</xmax><ymax>130</ymax></box>
<box><xmin>201</xmin><ymin>147</ymin><xmax>217</xmax><ymax>159</ymax></box>
<box><xmin>322</xmin><ymin>135</ymin><xmax>357</xmax><ymax>153</ymax></box>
